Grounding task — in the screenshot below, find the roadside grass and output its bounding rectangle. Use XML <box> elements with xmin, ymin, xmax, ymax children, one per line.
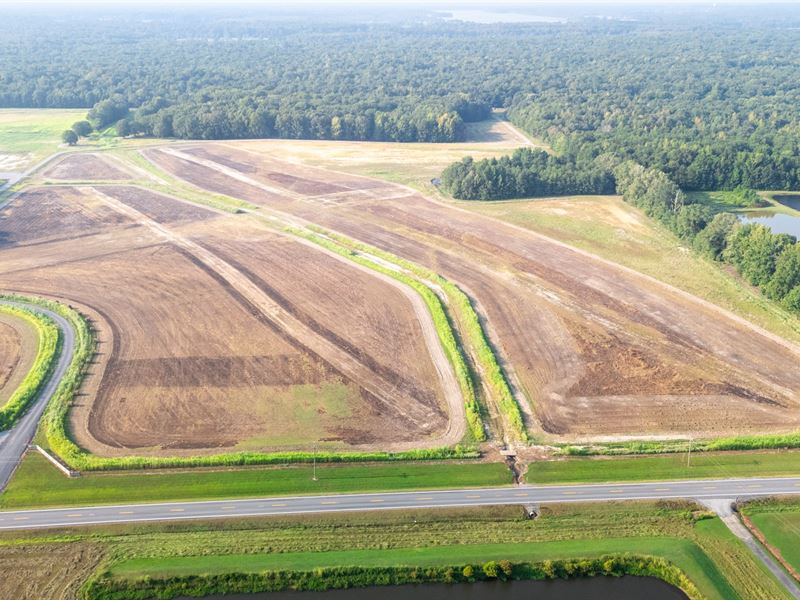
<box><xmin>0</xmin><ymin>452</ymin><xmax>511</xmax><ymax>509</ymax></box>
<box><xmin>52</xmin><ymin>501</ymin><xmax>787</xmax><ymax>600</ymax></box>
<box><xmin>741</xmin><ymin>498</ymin><xmax>800</xmax><ymax>574</ymax></box>
<box><xmin>465</xmin><ymin>194</ymin><xmax>800</xmax><ymax>343</ymax></box>
<box><xmin>0</xmin><ymin>109</ymin><xmax>87</xmax><ymax>168</ymax></box>
<box><xmin>527</xmin><ymin>450</ymin><xmax>800</xmax><ymax>484</ymax></box>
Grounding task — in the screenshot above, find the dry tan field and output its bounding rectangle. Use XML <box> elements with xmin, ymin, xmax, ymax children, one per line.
<box><xmin>144</xmin><ymin>142</ymin><xmax>800</xmax><ymax>441</ymax></box>
<box><xmin>0</xmin><ymin>175</ymin><xmax>456</xmax><ymax>455</ymax></box>
<box><xmin>0</xmin><ymin>311</ymin><xmax>37</xmax><ymax>407</ymax></box>
<box><xmin>41</xmin><ymin>153</ymin><xmax>133</xmax><ymax>181</ymax></box>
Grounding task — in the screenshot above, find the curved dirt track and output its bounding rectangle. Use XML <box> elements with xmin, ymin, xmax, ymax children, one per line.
<box><xmin>145</xmin><ymin>141</ymin><xmax>800</xmax><ymax>441</ymax></box>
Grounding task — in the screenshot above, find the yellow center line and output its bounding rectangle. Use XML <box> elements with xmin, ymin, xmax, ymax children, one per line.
<box><xmin>369</xmin><ymin>499</ymin><xmax>384</xmax><ymax>503</ymax></box>
<box><xmin>321</xmin><ymin>501</ymin><xmax>338</xmax><ymax>505</ymax></box>
<box><xmin>514</xmin><ymin>493</ymin><xmax>530</xmax><ymax>497</ymax></box>
<box><xmin>118</xmin><ymin>511</ymin><xmax>134</xmax><ymax>515</ymax></box>
<box><xmin>169</xmin><ymin>508</ymin><xmax>185</xmax><ymax>513</ymax></box>
<box><xmin>271</xmin><ymin>503</ymin><xmax>287</xmax><ymax>507</ymax></box>
<box><xmin>222</xmin><ymin>506</ymin><xmax>237</xmax><ymax>510</ymax></box>
<box><xmin>561</xmin><ymin>491</ymin><xmax>577</xmax><ymax>495</ymax></box>
<box><xmin>655</xmin><ymin>488</ymin><xmax>670</xmax><ymax>492</ymax></box>
<box><xmin>66</xmin><ymin>513</ymin><xmax>83</xmax><ymax>518</ymax></box>
<box><xmin>748</xmin><ymin>484</ymin><xmax>763</xmax><ymax>489</ymax></box>
<box><xmin>417</xmin><ymin>497</ymin><xmax>434</xmax><ymax>501</ymax></box>
<box><xmin>13</xmin><ymin>517</ymin><xmax>28</xmax><ymax>521</ymax></box>
<box><xmin>610</xmin><ymin>490</ymin><xmax>625</xmax><ymax>494</ymax></box>
<box><xmin>703</xmin><ymin>486</ymin><xmax>718</xmax><ymax>490</ymax></box>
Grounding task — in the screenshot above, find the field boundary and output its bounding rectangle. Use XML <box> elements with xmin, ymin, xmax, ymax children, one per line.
<box><xmin>0</xmin><ymin>303</ymin><xmax>60</xmax><ymax>431</ymax></box>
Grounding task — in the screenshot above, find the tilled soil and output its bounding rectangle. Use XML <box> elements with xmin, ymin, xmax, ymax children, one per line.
<box><xmin>42</xmin><ymin>153</ymin><xmax>133</xmax><ymax>181</ymax></box>
<box><xmin>147</xmin><ymin>142</ymin><xmax>800</xmax><ymax>440</ymax></box>
<box><xmin>0</xmin><ymin>184</ymin><xmax>453</xmax><ymax>454</ymax></box>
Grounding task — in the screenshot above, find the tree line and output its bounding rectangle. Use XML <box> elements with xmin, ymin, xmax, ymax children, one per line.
<box><xmin>2</xmin><ymin>6</ymin><xmax>800</xmax><ymax>184</ymax></box>
<box><xmin>440</xmin><ymin>148</ymin><xmax>615</xmax><ymax>200</ymax></box>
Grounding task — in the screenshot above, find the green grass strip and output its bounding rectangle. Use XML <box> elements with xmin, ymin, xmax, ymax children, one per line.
<box><xmin>299</xmin><ymin>225</ymin><xmax>528</xmax><ymax>442</ymax></box>
<box><xmin>287</xmin><ymin>226</ymin><xmax>485</xmax><ymax>442</ymax></box>
<box><xmin>0</xmin><ymin>452</ymin><xmax>510</xmax><ymax>509</ymax></box>
<box><xmin>0</xmin><ymin>304</ymin><xmax>60</xmax><ymax>431</ymax></box>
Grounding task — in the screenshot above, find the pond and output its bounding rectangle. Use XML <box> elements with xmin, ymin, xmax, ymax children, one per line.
<box><xmin>184</xmin><ymin>576</ymin><xmax>689</xmax><ymax>600</ymax></box>
<box><xmin>773</xmin><ymin>194</ymin><xmax>800</xmax><ymax>212</ymax></box>
<box><xmin>738</xmin><ymin>211</ymin><xmax>800</xmax><ymax>238</ymax></box>
<box><xmin>441</xmin><ymin>10</ymin><xmax>567</xmax><ymax>24</ymax></box>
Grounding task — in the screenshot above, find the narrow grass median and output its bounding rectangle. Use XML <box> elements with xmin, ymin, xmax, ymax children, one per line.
<box><xmin>0</xmin><ymin>452</ymin><xmax>511</xmax><ymax>509</ymax></box>
<box><xmin>528</xmin><ymin>450</ymin><xmax>800</xmax><ymax>484</ymax></box>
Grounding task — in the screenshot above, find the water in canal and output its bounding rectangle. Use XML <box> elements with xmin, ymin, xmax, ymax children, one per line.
<box><xmin>186</xmin><ymin>576</ymin><xmax>688</xmax><ymax>600</ymax></box>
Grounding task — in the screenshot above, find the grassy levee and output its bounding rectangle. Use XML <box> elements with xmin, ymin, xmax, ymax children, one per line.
<box><xmin>0</xmin><ymin>304</ymin><xmax>60</xmax><ymax>431</ymax></box>
<box><xmin>527</xmin><ymin>450</ymin><xmax>800</xmax><ymax>484</ymax></box>
<box><xmin>54</xmin><ymin>502</ymin><xmax>786</xmax><ymax>600</ymax></box>
<box><xmin>293</xmin><ymin>224</ymin><xmax>528</xmax><ymax>443</ymax></box>
<box><xmin>0</xmin><ymin>452</ymin><xmax>510</xmax><ymax>509</ymax></box>
<box><xmin>95</xmin><ymin>551</ymin><xmax>701</xmax><ymax>600</ymax></box>
<box><xmin>287</xmin><ymin>226</ymin><xmax>485</xmax><ymax>442</ymax></box>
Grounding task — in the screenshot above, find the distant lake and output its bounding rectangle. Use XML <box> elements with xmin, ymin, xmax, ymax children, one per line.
<box><xmin>186</xmin><ymin>576</ymin><xmax>688</xmax><ymax>600</ymax></box>
<box><xmin>441</xmin><ymin>10</ymin><xmax>567</xmax><ymax>24</ymax></box>
<box><xmin>738</xmin><ymin>211</ymin><xmax>800</xmax><ymax>238</ymax></box>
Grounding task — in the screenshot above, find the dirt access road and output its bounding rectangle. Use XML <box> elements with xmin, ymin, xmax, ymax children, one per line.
<box><xmin>146</xmin><ymin>142</ymin><xmax>800</xmax><ymax>441</ymax></box>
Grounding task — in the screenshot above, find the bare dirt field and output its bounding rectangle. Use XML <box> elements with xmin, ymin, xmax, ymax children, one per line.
<box><xmin>0</xmin><ymin>311</ymin><xmax>37</xmax><ymax>407</ymax></box>
<box><xmin>41</xmin><ymin>153</ymin><xmax>133</xmax><ymax>181</ymax></box>
<box><xmin>144</xmin><ymin>142</ymin><xmax>800</xmax><ymax>441</ymax></box>
<box><xmin>0</xmin><ymin>541</ymin><xmax>104</xmax><ymax>600</ymax></box>
<box><xmin>0</xmin><ymin>184</ymin><xmax>456</xmax><ymax>455</ymax></box>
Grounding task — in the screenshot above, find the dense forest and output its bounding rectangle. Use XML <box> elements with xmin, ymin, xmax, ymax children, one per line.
<box><xmin>2</xmin><ymin>6</ymin><xmax>800</xmax><ymax>188</ymax></box>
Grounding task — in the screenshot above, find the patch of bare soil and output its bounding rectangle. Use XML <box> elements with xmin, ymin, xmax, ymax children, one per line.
<box><xmin>42</xmin><ymin>153</ymin><xmax>132</xmax><ymax>181</ymax></box>
<box><xmin>146</xmin><ymin>141</ymin><xmax>800</xmax><ymax>440</ymax></box>
<box><xmin>0</xmin><ymin>541</ymin><xmax>104</xmax><ymax>600</ymax></box>
<box><xmin>0</xmin><ymin>183</ymin><xmax>459</xmax><ymax>454</ymax></box>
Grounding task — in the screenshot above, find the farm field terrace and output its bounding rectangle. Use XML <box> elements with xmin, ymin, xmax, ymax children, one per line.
<box><xmin>144</xmin><ymin>140</ymin><xmax>800</xmax><ymax>443</ymax></box>
<box><xmin>0</xmin><ymin>308</ymin><xmax>38</xmax><ymax>409</ymax></box>
<box><xmin>0</xmin><ymin>156</ymin><xmax>462</xmax><ymax>457</ymax></box>
<box><xmin>0</xmin><ymin>503</ymin><xmax>789</xmax><ymax>600</ymax></box>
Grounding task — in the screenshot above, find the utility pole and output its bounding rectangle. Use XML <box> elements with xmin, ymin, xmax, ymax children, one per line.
<box><xmin>312</xmin><ymin>443</ymin><xmax>318</xmax><ymax>481</ymax></box>
<box><xmin>687</xmin><ymin>437</ymin><xmax>692</xmax><ymax>469</ymax></box>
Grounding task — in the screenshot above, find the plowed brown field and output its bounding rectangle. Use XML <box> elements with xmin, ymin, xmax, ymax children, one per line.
<box><xmin>42</xmin><ymin>153</ymin><xmax>133</xmax><ymax>181</ymax></box>
<box><xmin>0</xmin><ymin>184</ymin><xmax>456</xmax><ymax>455</ymax></box>
<box><xmin>144</xmin><ymin>142</ymin><xmax>800</xmax><ymax>441</ymax></box>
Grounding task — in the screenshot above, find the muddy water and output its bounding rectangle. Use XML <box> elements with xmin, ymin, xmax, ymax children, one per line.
<box><xmin>185</xmin><ymin>576</ymin><xmax>689</xmax><ymax>599</ymax></box>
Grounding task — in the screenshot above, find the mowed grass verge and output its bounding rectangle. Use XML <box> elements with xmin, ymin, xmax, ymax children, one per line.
<box><xmin>0</xmin><ymin>453</ymin><xmax>511</xmax><ymax>509</ymax></box>
<box><xmin>741</xmin><ymin>498</ymin><xmax>800</xmax><ymax>575</ymax></box>
<box><xmin>528</xmin><ymin>450</ymin><xmax>800</xmax><ymax>484</ymax></box>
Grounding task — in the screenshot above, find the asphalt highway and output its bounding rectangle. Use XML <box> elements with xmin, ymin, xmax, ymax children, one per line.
<box><xmin>0</xmin><ymin>301</ymin><xmax>75</xmax><ymax>492</ymax></box>
<box><xmin>2</xmin><ymin>476</ymin><xmax>800</xmax><ymax>531</ymax></box>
